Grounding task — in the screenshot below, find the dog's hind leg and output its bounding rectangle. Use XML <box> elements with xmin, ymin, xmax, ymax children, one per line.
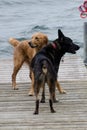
<box><xmin>12</xmin><ymin>65</ymin><xmax>22</xmax><ymax>90</ymax></box>
<box><xmin>28</xmin><ymin>71</ymin><xmax>34</xmax><ymax>96</ymax></box>
<box><xmin>47</xmin><ymin>80</ymin><xmax>56</xmax><ymax>113</ymax></box>
<box><xmin>47</xmin><ymin>79</ymin><xmax>58</xmax><ymax>103</ymax></box>
<box><xmin>56</xmin><ymin>80</ymin><xmax>66</xmax><ymax>94</ymax></box>
<box><xmin>33</xmin><ymin>80</ymin><xmax>42</xmax><ymax>114</ymax></box>
<box><xmin>12</xmin><ymin>57</ymin><xmax>24</xmax><ymax>90</ymax></box>
<box><xmin>34</xmin><ymin>99</ymin><xmax>39</xmax><ymax>115</ymax></box>
<box><xmin>49</xmin><ymin>90</ymin><xmax>56</xmax><ymax>113</ymax></box>
<box><xmin>49</xmin><ymin>99</ymin><xmax>55</xmax><ymax>113</ymax></box>
<box><xmin>40</xmin><ymin>84</ymin><xmax>45</xmax><ymax>103</ymax></box>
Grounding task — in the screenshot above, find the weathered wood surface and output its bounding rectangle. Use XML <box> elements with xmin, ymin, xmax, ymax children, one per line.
<box><xmin>0</xmin><ymin>81</ymin><xmax>87</xmax><ymax>130</ymax></box>
<box><xmin>0</xmin><ymin>54</ymin><xmax>87</xmax><ymax>83</ymax></box>
<box><xmin>0</xmin><ymin>54</ymin><xmax>87</xmax><ymax>130</ymax></box>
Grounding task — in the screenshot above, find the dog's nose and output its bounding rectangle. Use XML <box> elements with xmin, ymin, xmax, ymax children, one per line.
<box><xmin>76</xmin><ymin>45</ymin><xmax>80</xmax><ymax>50</ymax></box>
<box><xmin>74</xmin><ymin>42</ymin><xmax>80</xmax><ymax>50</ymax></box>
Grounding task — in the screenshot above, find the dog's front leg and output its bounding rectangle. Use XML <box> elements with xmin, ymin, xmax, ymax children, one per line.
<box><xmin>28</xmin><ymin>85</ymin><xmax>34</xmax><ymax>96</ymax></box>
<box><xmin>56</xmin><ymin>80</ymin><xmax>66</xmax><ymax>94</ymax></box>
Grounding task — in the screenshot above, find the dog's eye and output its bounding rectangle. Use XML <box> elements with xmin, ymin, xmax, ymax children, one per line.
<box><xmin>35</xmin><ymin>37</ymin><xmax>39</xmax><ymax>40</ymax></box>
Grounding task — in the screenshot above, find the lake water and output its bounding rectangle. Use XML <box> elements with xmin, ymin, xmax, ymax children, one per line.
<box><xmin>0</xmin><ymin>0</ymin><xmax>86</xmax><ymax>59</ymax></box>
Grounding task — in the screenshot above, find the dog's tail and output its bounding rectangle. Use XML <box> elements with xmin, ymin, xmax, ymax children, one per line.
<box><xmin>42</xmin><ymin>60</ymin><xmax>48</xmax><ymax>74</ymax></box>
<box><xmin>9</xmin><ymin>38</ymin><xmax>20</xmax><ymax>47</ymax></box>
<box><xmin>42</xmin><ymin>59</ymin><xmax>57</xmax><ymax>78</ymax></box>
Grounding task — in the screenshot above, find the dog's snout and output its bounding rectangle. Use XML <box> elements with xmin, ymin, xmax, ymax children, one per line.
<box><xmin>75</xmin><ymin>44</ymin><xmax>80</xmax><ymax>50</ymax></box>
<box><xmin>28</xmin><ymin>41</ymin><xmax>38</xmax><ymax>48</ymax></box>
<box><xmin>77</xmin><ymin>45</ymin><xmax>80</xmax><ymax>50</ymax></box>
<box><xmin>73</xmin><ymin>42</ymin><xmax>80</xmax><ymax>50</ymax></box>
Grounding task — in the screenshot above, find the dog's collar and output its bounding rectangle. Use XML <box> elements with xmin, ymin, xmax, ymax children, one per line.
<box><xmin>52</xmin><ymin>42</ymin><xmax>61</xmax><ymax>50</ymax></box>
<box><xmin>52</xmin><ymin>43</ymin><xmax>57</xmax><ymax>49</ymax></box>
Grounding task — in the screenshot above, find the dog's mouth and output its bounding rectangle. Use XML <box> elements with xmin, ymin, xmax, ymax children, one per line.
<box><xmin>72</xmin><ymin>51</ymin><xmax>76</xmax><ymax>54</ymax></box>
<box><xmin>68</xmin><ymin>49</ymin><xmax>76</xmax><ymax>54</ymax></box>
<box><xmin>68</xmin><ymin>45</ymin><xmax>80</xmax><ymax>54</ymax></box>
<box><xmin>28</xmin><ymin>42</ymin><xmax>38</xmax><ymax>48</ymax></box>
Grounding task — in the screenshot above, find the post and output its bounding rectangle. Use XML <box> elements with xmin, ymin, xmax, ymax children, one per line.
<box><xmin>84</xmin><ymin>22</ymin><xmax>87</xmax><ymax>66</ymax></box>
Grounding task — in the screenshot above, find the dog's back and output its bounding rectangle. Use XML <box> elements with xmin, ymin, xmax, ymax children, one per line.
<box><xmin>31</xmin><ymin>53</ymin><xmax>57</xmax><ymax>82</ymax></box>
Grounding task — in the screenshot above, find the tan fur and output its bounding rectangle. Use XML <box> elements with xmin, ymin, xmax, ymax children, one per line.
<box><xmin>9</xmin><ymin>38</ymin><xmax>20</xmax><ymax>47</ymax></box>
<box><xmin>9</xmin><ymin>32</ymin><xmax>66</xmax><ymax>95</ymax></box>
<box><xmin>9</xmin><ymin>32</ymin><xmax>48</xmax><ymax>91</ymax></box>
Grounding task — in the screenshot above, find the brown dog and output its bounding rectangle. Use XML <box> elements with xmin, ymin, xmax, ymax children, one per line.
<box><xmin>9</xmin><ymin>32</ymin><xmax>48</xmax><ymax>92</ymax></box>
<box><xmin>9</xmin><ymin>32</ymin><xmax>66</xmax><ymax>95</ymax></box>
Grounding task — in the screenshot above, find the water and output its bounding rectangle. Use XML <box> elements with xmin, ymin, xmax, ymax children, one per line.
<box><xmin>0</xmin><ymin>0</ymin><xmax>86</xmax><ymax>59</ymax></box>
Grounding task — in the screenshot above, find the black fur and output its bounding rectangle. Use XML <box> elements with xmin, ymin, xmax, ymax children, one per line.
<box><xmin>29</xmin><ymin>29</ymin><xmax>80</xmax><ymax>114</ymax></box>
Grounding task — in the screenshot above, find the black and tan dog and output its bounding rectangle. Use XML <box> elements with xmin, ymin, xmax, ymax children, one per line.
<box><xmin>29</xmin><ymin>29</ymin><xmax>80</xmax><ymax>114</ymax></box>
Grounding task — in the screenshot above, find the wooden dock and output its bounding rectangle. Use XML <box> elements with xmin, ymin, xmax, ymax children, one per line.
<box><xmin>0</xmin><ymin>54</ymin><xmax>87</xmax><ymax>130</ymax></box>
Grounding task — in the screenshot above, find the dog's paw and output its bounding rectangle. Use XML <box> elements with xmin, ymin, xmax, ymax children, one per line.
<box><xmin>60</xmin><ymin>90</ymin><xmax>66</xmax><ymax>94</ymax></box>
<box><xmin>40</xmin><ymin>99</ymin><xmax>45</xmax><ymax>103</ymax></box>
<box><xmin>13</xmin><ymin>87</ymin><xmax>19</xmax><ymax>90</ymax></box>
<box><xmin>28</xmin><ymin>93</ymin><xmax>34</xmax><ymax>96</ymax></box>
<box><xmin>53</xmin><ymin>99</ymin><xmax>59</xmax><ymax>103</ymax></box>
<box><xmin>33</xmin><ymin>111</ymin><xmax>39</xmax><ymax>115</ymax></box>
<box><xmin>51</xmin><ymin>109</ymin><xmax>56</xmax><ymax>113</ymax></box>
<box><xmin>28</xmin><ymin>90</ymin><xmax>34</xmax><ymax>96</ymax></box>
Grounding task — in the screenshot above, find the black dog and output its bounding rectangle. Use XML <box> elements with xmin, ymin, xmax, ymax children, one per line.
<box><xmin>29</xmin><ymin>29</ymin><xmax>80</xmax><ymax>114</ymax></box>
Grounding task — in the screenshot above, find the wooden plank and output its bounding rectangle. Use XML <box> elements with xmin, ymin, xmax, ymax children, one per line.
<box><xmin>0</xmin><ymin>55</ymin><xmax>87</xmax><ymax>129</ymax></box>
<box><xmin>0</xmin><ymin>54</ymin><xmax>87</xmax><ymax>84</ymax></box>
<box><xmin>0</xmin><ymin>81</ymin><xmax>87</xmax><ymax>129</ymax></box>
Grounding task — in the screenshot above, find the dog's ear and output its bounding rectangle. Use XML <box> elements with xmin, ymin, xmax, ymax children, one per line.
<box><xmin>43</xmin><ymin>35</ymin><xmax>48</xmax><ymax>44</ymax></box>
<box><xmin>58</xmin><ymin>29</ymin><xmax>64</xmax><ymax>42</ymax></box>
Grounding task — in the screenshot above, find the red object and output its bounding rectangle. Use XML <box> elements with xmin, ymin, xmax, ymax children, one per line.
<box><xmin>79</xmin><ymin>5</ymin><xmax>85</xmax><ymax>12</ymax></box>
<box><xmin>52</xmin><ymin>43</ymin><xmax>57</xmax><ymax>49</ymax></box>
<box><xmin>78</xmin><ymin>0</ymin><xmax>87</xmax><ymax>18</ymax></box>
<box><xmin>83</xmin><ymin>0</ymin><xmax>87</xmax><ymax>11</ymax></box>
<box><xmin>80</xmin><ymin>11</ymin><xmax>87</xmax><ymax>18</ymax></box>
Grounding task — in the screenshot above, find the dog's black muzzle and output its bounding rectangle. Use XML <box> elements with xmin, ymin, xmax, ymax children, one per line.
<box><xmin>28</xmin><ymin>42</ymin><xmax>38</xmax><ymax>48</ymax></box>
<box><xmin>68</xmin><ymin>43</ymin><xmax>80</xmax><ymax>54</ymax></box>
